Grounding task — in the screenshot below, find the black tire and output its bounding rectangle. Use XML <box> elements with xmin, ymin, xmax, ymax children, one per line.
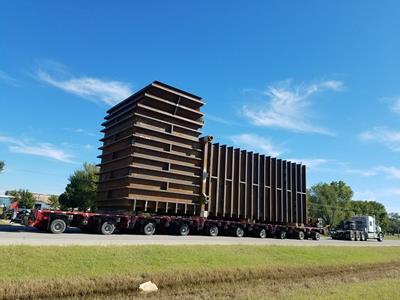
<box><xmin>360</xmin><ymin>233</ymin><xmax>366</xmax><ymax>241</ymax></box>
<box><xmin>100</xmin><ymin>222</ymin><xmax>115</xmax><ymax>235</ymax></box>
<box><xmin>206</xmin><ymin>225</ymin><xmax>219</xmax><ymax>237</ymax></box>
<box><xmin>178</xmin><ymin>223</ymin><xmax>190</xmax><ymax>236</ymax></box>
<box><xmin>313</xmin><ymin>232</ymin><xmax>321</xmax><ymax>240</ymax></box>
<box><xmin>49</xmin><ymin>219</ymin><xmax>66</xmax><ymax>234</ymax></box>
<box><xmin>143</xmin><ymin>222</ymin><xmax>156</xmax><ymax>236</ymax></box>
<box><xmin>355</xmin><ymin>231</ymin><xmax>361</xmax><ymax>241</ymax></box>
<box><xmin>259</xmin><ymin>229</ymin><xmax>267</xmax><ymax>239</ymax></box>
<box><xmin>377</xmin><ymin>232</ymin><xmax>384</xmax><ymax>242</ymax></box>
<box><xmin>297</xmin><ymin>231</ymin><xmax>305</xmax><ymax>240</ymax></box>
<box><xmin>234</xmin><ymin>227</ymin><xmax>244</xmax><ymax>238</ymax></box>
<box><xmin>347</xmin><ymin>230</ymin><xmax>355</xmax><ymax>241</ymax></box>
<box><xmin>277</xmin><ymin>230</ymin><xmax>286</xmax><ymax>239</ymax></box>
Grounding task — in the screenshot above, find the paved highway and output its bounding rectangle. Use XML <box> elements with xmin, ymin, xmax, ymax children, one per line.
<box><xmin>1</xmin><ymin>224</ymin><xmax>399</xmax><ymax>246</ymax></box>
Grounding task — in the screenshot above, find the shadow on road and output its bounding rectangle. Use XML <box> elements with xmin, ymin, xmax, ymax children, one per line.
<box><xmin>0</xmin><ymin>223</ymin><xmax>82</xmax><ymax>234</ymax></box>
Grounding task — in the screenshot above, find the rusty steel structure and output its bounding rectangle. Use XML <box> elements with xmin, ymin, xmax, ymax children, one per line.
<box><xmin>97</xmin><ymin>81</ymin><xmax>307</xmax><ymax>225</ymax></box>
<box><xmin>203</xmin><ymin>141</ymin><xmax>307</xmax><ymax>225</ymax></box>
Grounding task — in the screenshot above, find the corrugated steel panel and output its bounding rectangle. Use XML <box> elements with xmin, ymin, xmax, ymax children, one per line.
<box><xmin>204</xmin><ymin>142</ymin><xmax>307</xmax><ymax>225</ymax></box>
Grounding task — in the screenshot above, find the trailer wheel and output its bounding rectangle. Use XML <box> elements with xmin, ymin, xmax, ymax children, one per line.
<box><xmin>355</xmin><ymin>231</ymin><xmax>361</xmax><ymax>241</ymax></box>
<box><xmin>206</xmin><ymin>225</ymin><xmax>219</xmax><ymax>237</ymax></box>
<box><xmin>49</xmin><ymin>219</ymin><xmax>66</xmax><ymax>234</ymax></box>
<box><xmin>143</xmin><ymin>222</ymin><xmax>156</xmax><ymax>236</ymax></box>
<box><xmin>360</xmin><ymin>233</ymin><xmax>366</xmax><ymax>241</ymax></box>
<box><xmin>297</xmin><ymin>231</ymin><xmax>305</xmax><ymax>240</ymax></box>
<box><xmin>234</xmin><ymin>227</ymin><xmax>244</xmax><ymax>238</ymax></box>
<box><xmin>277</xmin><ymin>231</ymin><xmax>286</xmax><ymax>239</ymax></box>
<box><xmin>100</xmin><ymin>222</ymin><xmax>115</xmax><ymax>235</ymax></box>
<box><xmin>312</xmin><ymin>232</ymin><xmax>321</xmax><ymax>240</ymax></box>
<box><xmin>259</xmin><ymin>229</ymin><xmax>267</xmax><ymax>239</ymax></box>
<box><xmin>377</xmin><ymin>233</ymin><xmax>384</xmax><ymax>242</ymax></box>
<box><xmin>178</xmin><ymin>223</ymin><xmax>190</xmax><ymax>236</ymax></box>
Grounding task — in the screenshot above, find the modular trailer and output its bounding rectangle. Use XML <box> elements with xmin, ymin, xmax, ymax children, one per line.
<box><xmin>30</xmin><ymin>81</ymin><xmax>322</xmax><ymax>239</ymax></box>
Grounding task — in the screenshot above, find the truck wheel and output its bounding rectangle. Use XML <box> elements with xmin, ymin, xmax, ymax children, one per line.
<box><xmin>143</xmin><ymin>222</ymin><xmax>156</xmax><ymax>236</ymax></box>
<box><xmin>178</xmin><ymin>223</ymin><xmax>190</xmax><ymax>236</ymax></box>
<box><xmin>50</xmin><ymin>219</ymin><xmax>66</xmax><ymax>234</ymax></box>
<box><xmin>100</xmin><ymin>222</ymin><xmax>115</xmax><ymax>235</ymax></box>
<box><xmin>377</xmin><ymin>233</ymin><xmax>384</xmax><ymax>242</ymax></box>
<box><xmin>360</xmin><ymin>233</ymin><xmax>366</xmax><ymax>241</ymax></box>
<box><xmin>206</xmin><ymin>225</ymin><xmax>219</xmax><ymax>237</ymax></box>
<box><xmin>234</xmin><ymin>227</ymin><xmax>244</xmax><ymax>238</ymax></box>
<box><xmin>277</xmin><ymin>231</ymin><xmax>286</xmax><ymax>239</ymax></box>
<box><xmin>312</xmin><ymin>232</ymin><xmax>321</xmax><ymax>240</ymax></box>
<box><xmin>347</xmin><ymin>230</ymin><xmax>355</xmax><ymax>241</ymax></box>
<box><xmin>297</xmin><ymin>231</ymin><xmax>305</xmax><ymax>240</ymax></box>
<box><xmin>355</xmin><ymin>231</ymin><xmax>361</xmax><ymax>241</ymax></box>
<box><xmin>259</xmin><ymin>229</ymin><xmax>267</xmax><ymax>239</ymax></box>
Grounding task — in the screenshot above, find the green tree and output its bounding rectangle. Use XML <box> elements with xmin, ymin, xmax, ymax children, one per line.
<box><xmin>59</xmin><ymin>163</ymin><xmax>99</xmax><ymax>211</ymax></box>
<box><xmin>308</xmin><ymin>181</ymin><xmax>353</xmax><ymax>226</ymax></box>
<box><xmin>349</xmin><ymin>200</ymin><xmax>388</xmax><ymax>231</ymax></box>
<box><xmin>48</xmin><ymin>195</ymin><xmax>60</xmax><ymax>209</ymax></box>
<box><xmin>0</xmin><ymin>160</ymin><xmax>4</xmax><ymax>173</ymax></box>
<box><xmin>387</xmin><ymin>213</ymin><xmax>400</xmax><ymax>235</ymax></box>
<box><xmin>7</xmin><ymin>189</ymin><xmax>35</xmax><ymax>209</ymax></box>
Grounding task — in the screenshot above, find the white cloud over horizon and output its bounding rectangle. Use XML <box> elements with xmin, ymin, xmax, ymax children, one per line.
<box><xmin>231</xmin><ymin>133</ymin><xmax>283</xmax><ymax>157</ymax></box>
<box><xmin>35</xmin><ymin>61</ymin><xmax>133</xmax><ymax>106</ymax></box>
<box><xmin>0</xmin><ymin>135</ymin><xmax>75</xmax><ymax>163</ymax></box>
<box><xmin>359</xmin><ymin>127</ymin><xmax>400</xmax><ymax>152</ymax></box>
<box><xmin>286</xmin><ymin>158</ymin><xmax>330</xmax><ymax>168</ymax></box>
<box><xmin>242</xmin><ymin>80</ymin><xmax>343</xmax><ymax>135</ymax></box>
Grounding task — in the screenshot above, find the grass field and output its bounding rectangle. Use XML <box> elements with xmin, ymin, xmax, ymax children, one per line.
<box><xmin>0</xmin><ymin>245</ymin><xmax>399</xmax><ymax>299</ymax></box>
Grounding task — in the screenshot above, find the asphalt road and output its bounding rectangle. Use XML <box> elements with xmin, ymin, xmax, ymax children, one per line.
<box><xmin>1</xmin><ymin>224</ymin><xmax>399</xmax><ymax>246</ymax></box>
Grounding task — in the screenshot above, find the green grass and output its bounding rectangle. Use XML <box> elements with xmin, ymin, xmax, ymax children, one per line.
<box><xmin>0</xmin><ymin>245</ymin><xmax>399</xmax><ymax>280</ymax></box>
<box><xmin>384</xmin><ymin>234</ymin><xmax>400</xmax><ymax>240</ymax></box>
<box><xmin>286</xmin><ymin>277</ymin><xmax>400</xmax><ymax>300</ymax></box>
<box><xmin>1</xmin><ymin>245</ymin><xmax>400</xmax><ymax>299</ymax></box>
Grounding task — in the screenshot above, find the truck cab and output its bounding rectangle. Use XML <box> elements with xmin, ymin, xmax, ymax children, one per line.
<box><xmin>351</xmin><ymin>215</ymin><xmax>383</xmax><ymax>241</ymax></box>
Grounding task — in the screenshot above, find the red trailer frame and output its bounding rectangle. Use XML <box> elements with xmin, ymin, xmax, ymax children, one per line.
<box><xmin>29</xmin><ymin>209</ymin><xmax>324</xmax><ymax>240</ymax></box>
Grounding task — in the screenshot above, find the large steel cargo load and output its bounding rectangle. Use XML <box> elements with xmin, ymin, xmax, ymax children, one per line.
<box><xmin>97</xmin><ymin>81</ymin><xmax>307</xmax><ymax>226</ymax></box>
<box><xmin>204</xmin><ymin>142</ymin><xmax>307</xmax><ymax>225</ymax></box>
<box><xmin>97</xmin><ymin>81</ymin><xmax>204</xmax><ymax>214</ymax></box>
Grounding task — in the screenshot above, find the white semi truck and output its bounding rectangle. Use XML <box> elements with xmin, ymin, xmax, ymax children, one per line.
<box><xmin>330</xmin><ymin>215</ymin><xmax>384</xmax><ymax>242</ymax></box>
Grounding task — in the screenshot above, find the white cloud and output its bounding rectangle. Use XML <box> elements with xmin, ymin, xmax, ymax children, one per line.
<box><xmin>0</xmin><ymin>70</ymin><xmax>20</xmax><ymax>87</ymax></box>
<box><xmin>344</xmin><ymin>168</ymin><xmax>377</xmax><ymax>177</ymax></box>
<box><xmin>376</xmin><ymin>166</ymin><xmax>400</xmax><ymax>179</ymax></box>
<box><xmin>242</xmin><ymin>80</ymin><xmax>343</xmax><ymax>135</ymax></box>
<box><xmin>286</xmin><ymin>158</ymin><xmax>330</xmax><ymax>168</ymax></box>
<box><xmin>0</xmin><ymin>135</ymin><xmax>74</xmax><ymax>163</ymax></box>
<box><xmin>206</xmin><ymin>114</ymin><xmax>231</xmax><ymax>125</ymax></box>
<box><xmin>359</xmin><ymin>127</ymin><xmax>400</xmax><ymax>152</ymax></box>
<box><xmin>231</xmin><ymin>133</ymin><xmax>283</xmax><ymax>157</ymax></box>
<box><xmin>392</xmin><ymin>98</ymin><xmax>400</xmax><ymax>114</ymax></box>
<box><xmin>35</xmin><ymin>61</ymin><xmax>132</xmax><ymax>106</ymax></box>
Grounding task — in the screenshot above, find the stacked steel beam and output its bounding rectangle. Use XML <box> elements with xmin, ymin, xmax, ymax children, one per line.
<box><xmin>97</xmin><ymin>81</ymin><xmax>204</xmax><ymax>214</ymax></box>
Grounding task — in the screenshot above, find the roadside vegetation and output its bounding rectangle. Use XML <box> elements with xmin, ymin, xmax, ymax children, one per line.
<box><xmin>308</xmin><ymin>181</ymin><xmax>389</xmax><ymax>230</ymax></box>
<box><xmin>0</xmin><ymin>245</ymin><xmax>399</xmax><ymax>299</ymax></box>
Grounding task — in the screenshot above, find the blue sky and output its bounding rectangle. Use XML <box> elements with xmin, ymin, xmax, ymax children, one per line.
<box><xmin>1</xmin><ymin>1</ymin><xmax>399</xmax><ymax>212</ymax></box>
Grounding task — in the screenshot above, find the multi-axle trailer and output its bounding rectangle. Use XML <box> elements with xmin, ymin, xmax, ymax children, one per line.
<box><xmin>30</xmin><ymin>209</ymin><xmax>323</xmax><ymax>240</ymax></box>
